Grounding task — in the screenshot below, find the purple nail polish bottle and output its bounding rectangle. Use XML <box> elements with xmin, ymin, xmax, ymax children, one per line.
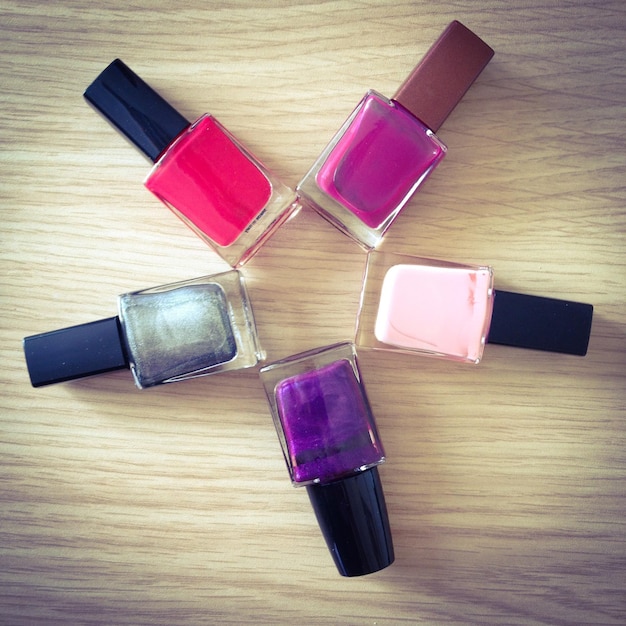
<box><xmin>260</xmin><ymin>342</ymin><xmax>394</xmax><ymax>577</ymax></box>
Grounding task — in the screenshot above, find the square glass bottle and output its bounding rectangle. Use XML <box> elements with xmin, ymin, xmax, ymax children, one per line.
<box><xmin>356</xmin><ymin>250</ymin><xmax>594</xmax><ymax>363</ymax></box>
<box><xmin>297</xmin><ymin>21</ymin><xmax>493</xmax><ymax>249</ymax></box>
<box><xmin>24</xmin><ymin>271</ymin><xmax>263</xmax><ymax>388</ymax></box>
<box><xmin>85</xmin><ymin>59</ymin><xmax>300</xmax><ymax>267</ymax></box>
<box><xmin>259</xmin><ymin>342</ymin><xmax>394</xmax><ymax>577</ymax></box>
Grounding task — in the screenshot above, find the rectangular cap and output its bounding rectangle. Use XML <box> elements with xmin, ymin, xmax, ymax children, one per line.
<box><xmin>487</xmin><ymin>290</ymin><xmax>593</xmax><ymax>356</ymax></box>
<box><xmin>24</xmin><ymin>317</ymin><xmax>129</xmax><ymax>387</ymax></box>
<box><xmin>84</xmin><ymin>59</ymin><xmax>190</xmax><ymax>162</ymax></box>
<box><xmin>393</xmin><ymin>20</ymin><xmax>494</xmax><ymax>132</ymax></box>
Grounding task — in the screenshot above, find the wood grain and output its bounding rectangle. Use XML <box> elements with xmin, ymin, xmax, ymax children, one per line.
<box><xmin>1</xmin><ymin>1</ymin><xmax>625</xmax><ymax>624</ymax></box>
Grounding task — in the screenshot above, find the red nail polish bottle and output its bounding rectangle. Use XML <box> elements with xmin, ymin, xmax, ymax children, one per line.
<box><xmin>85</xmin><ymin>59</ymin><xmax>300</xmax><ymax>267</ymax></box>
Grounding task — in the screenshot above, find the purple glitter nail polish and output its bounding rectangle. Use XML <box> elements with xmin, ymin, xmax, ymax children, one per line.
<box><xmin>259</xmin><ymin>343</ymin><xmax>393</xmax><ymax>576</ymax></box>
<box><xmin>275</xmin><ymin>358</ymin><xmax>383</xmax><ymax>483</ymax></box>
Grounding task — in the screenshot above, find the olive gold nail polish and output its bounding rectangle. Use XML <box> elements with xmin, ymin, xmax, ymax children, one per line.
<box><xmin>24</xmin><ymin>271</ymin><xmax>262</xmax><ymax>388</ymax></box>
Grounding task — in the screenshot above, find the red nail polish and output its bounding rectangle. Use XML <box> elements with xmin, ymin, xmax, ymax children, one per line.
<box><xmin>85</xmin><ymin>59</ymin><xmax>300</xmax><ymax>266</ymax></box>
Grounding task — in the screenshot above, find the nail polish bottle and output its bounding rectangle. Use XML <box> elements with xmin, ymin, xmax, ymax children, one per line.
<box><xmin>84</xmin><ymin>59</ymin><xmax>300</xmax><ymax>267</ymax></box>
<box><xmin>24</xmin><ymin>271</ymin><xmax>262</xmax><ymax>388</ymax></box>
<box><xmin>259</xmin><ymin>342</ymin><xmax>394</xmax><ymax>577</ymax></box>
<box><xmin>356</xmin><ymin>251</ymin><xmax>594</xmax><ymax>363</ymax></box>
<box><xmin>297</xmin><ymin>21</ymin><xmax>494</xmax><ymax>249</ymax></box>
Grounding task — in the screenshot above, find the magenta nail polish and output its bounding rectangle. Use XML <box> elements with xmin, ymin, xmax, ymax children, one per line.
<box><xmin>297</xmin><ymin>21</ymin><xmax>493</xmax><ymax>249</ymax></box>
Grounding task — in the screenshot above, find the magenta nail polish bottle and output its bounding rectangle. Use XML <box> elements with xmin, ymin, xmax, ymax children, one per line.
<box><xmin>259</xmin><ymin>342</ymin><xmax>394</xmax><ymax>577</ymax></box>
<box><xmin>297</xmin><ymin>21</ymin><xmax>494</xmax><ymax>249</ymax></box>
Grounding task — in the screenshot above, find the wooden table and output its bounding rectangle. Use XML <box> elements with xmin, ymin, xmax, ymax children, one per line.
<box><xmin>1</xmin><ymin>2</ymin><xmax>624</xmax><ymax>624</ymax></box>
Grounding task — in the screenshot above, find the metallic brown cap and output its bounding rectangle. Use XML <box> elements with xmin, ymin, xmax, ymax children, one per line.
<box><xmin>393</xmin><ymin>21</ymin><xmax>494</xmax><ymax>133</ymax></box>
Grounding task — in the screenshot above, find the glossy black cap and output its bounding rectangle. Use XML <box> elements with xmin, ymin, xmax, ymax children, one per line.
<box><xmin>24</xmin><ymin>317</ymin><xmax>129</xmax><ymax>387</ymax></box>
<box><xmin>84</xmin><ymin>59</ymin><xmax>190</xmax><ymax>162</ymax></box>
<box><xmin>487</xmin><ymin>290</ymin><xmax>593</xmax><ymax>356</ymax></box>
<box><xmin>306</xmin><ymin>467</ymin><xmax>394</xmax><ymax>577</ymax></box>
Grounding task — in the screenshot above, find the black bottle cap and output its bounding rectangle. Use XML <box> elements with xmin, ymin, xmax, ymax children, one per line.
<box><xmin>23</xmin><ymin>317</ymin><xmax>129</xmax><ymax>387</ymax></box>
<box><xmin>487</xmin><ymin>290</ymin><xmax>593</xmax><ymax>356</ymax></box>
<box><xmin>84</xmin><ymin>59</ymin><xmax>190</xmax><ymax>162</ymax></box>
<box><xmin>306</xmin><ymin>466</ymin><xmax>394</xmax><ymax>577</ymax></box>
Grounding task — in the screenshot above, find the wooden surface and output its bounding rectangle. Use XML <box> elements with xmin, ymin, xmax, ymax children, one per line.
<box><xmin>1</xmin><ymin>1</ymin><xmax>625</xmax><ymax>624</ymax></box>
